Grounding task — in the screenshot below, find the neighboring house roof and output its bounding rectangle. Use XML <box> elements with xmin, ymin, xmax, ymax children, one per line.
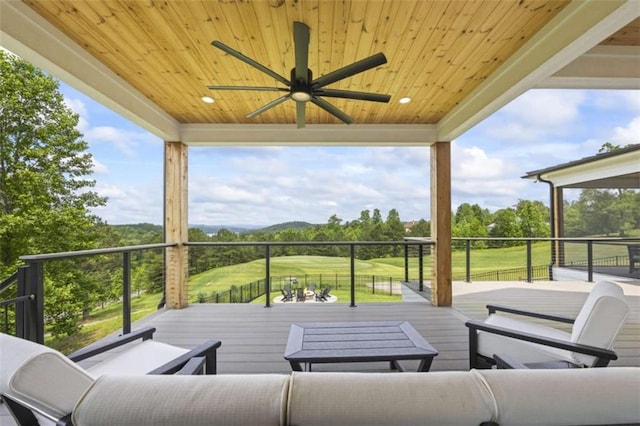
<box><xmin>522</xmin><ymin>144</ymin><xmax>640</xmax><ymax>189</ymax></box>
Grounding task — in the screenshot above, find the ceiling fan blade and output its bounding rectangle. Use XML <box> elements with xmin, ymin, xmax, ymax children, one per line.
<box><xmin>314</xmin><ymin>89</ymin><xmax>391</xmax><ymax>103</ymax></box>
<box><xmin>212</xmin><ymin>41</ymin><xmax>290</xmax><ymax>87</ymax></box>
<box><xmin>296</xmin><ymin>101</ymin><xmax>306</xmax><ymax>129</ymax></box>
<box><xmin>207</xmin><ymin>85</ymin><xmax>289</xmax><ymax>92</ymax></box>
<box><xmin>293</xmin><ymin>22</ymin><xmax>310</xmax><ymax>82</ymax></box>
<box><xmin>312</xmin><ymin>52</ymin><xmax>387</xmax><ymax>88</ymax></box>
<box><xmin>246</xmin><ymin>95</ymin><xmax>290</xmax><ymax>118</ymax></box>
<box><xmin>310</xmin><ymin>97</ymin><xmax>354</xmax><ymax>125</ymax></box>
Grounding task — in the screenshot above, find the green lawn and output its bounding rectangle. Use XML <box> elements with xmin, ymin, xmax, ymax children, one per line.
<box><xmin>46</xmin><ymin>291</ymin><xmax>162</xmax><ymax>354</ymax></box>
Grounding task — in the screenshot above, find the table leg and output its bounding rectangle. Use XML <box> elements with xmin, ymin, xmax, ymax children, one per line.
<box><xmin>417</xmin><ymin>357</ymin><xmax>433</xmax><ymax>372</ymax></box>
<box><xmin>289</xmin><ymin>361</ymin><xmax>303</xmax><ymax>372</ymax></box>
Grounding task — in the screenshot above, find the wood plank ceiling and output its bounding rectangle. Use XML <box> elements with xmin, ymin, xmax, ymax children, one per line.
<box><xmin>21</xmin><ymin>0</ymin><xmax>582</xmax><ymax>127</ymax></box>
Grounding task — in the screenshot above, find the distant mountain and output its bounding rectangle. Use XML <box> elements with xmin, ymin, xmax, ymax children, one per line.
<box><xmin>112</xmin><ymin>222</ymin><xmax>316</xmax><ymax>236</ymax></box>
<box><xmin>189</xmin><ymin>224</ymin><xmax>259</xmax><ymax>235</ymax></box>
<box><xmin>253</xmin><ymin>221</ymin><xmax>317</xmax><ymax>233</ymax></box>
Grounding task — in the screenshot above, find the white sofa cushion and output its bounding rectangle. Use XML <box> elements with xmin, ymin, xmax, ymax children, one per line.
<box><xmin>477</xmin><ymin>367</ymin><xmax>640</xmax><ymax>426</ymax></box>
<box><xmin>477</xmin><ymin>314</ymin><xmax>576</xmax><ymax>364</ymax></box>
<box><xmin>0</xmin><ymin>333</ymin><xmax>94</xmax><ymax>419</ymax></box>
<box><xmin>72</xmin><ymin>374</ymin><xmax>290</xmax><ymax>426</ymax></box>
<box><xmin>287</xmin><ymin>371</ymin><xmax>496</xmax><ymax>426</ymax></box>
<box><xmin>86</xmin><ymin>340</ymin><xmax>189</xmax><ymax>376</ymax></box>
<box><xmin>570</xmin><ymin>281</ymin><xmax>629</xmax><ymax>366</ymax></box>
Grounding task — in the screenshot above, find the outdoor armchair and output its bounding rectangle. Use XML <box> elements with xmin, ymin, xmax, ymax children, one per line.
<box><xmin>466</xmin><ymin>281</ymin><xmax>629</xmax><ymax>369</ymax></box>
<box><xmin>1</xmin><ymin>327</ymin><xmax>221</xmax><ymax>426</ymax></box>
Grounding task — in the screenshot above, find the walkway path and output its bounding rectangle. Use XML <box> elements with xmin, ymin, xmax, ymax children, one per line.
<box><xmin>401</xmin><ymin>281</ymin><xmax>431</xmax><ymax>302</ymax></box>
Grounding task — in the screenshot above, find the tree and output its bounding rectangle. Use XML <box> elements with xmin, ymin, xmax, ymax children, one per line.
<box><xmin>0</xmin><ymin>51</ymin><xmax>107</xmax><ymax>335</ymax></box>
<box><xmin>488</xmin><ymin>208</ymin><xmax>523</xmax><ymax>247</ymax></box>
<box><xmin>515</xmin><ymin>200</ymin><xmax>550</xmax><ymax>238</ymax></box>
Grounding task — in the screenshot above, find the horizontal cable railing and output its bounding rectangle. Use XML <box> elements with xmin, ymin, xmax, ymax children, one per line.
<box><xmin>2</xmin><ymin>237</ymin><xmax>638</xmax><ymax>350</ymax></box>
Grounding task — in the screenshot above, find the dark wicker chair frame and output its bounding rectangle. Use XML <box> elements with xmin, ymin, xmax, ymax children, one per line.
<box><xmin>466</xmin><ymin>304</ymin><xmax>617</xmax><ymax>370</ymax></box>
<box><xmin>2</xmin><ymin>326</ymin><xmax>221</xmax><ymax>426</ymax></box>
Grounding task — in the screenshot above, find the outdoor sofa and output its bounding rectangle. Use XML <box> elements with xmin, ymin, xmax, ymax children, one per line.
<box><xmin>2</xmin><ymin>329</ymin><xmax>639</xmax><ymax>425</ymax></box>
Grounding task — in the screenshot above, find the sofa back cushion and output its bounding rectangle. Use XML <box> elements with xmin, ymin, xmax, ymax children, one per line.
<box><xmin>477</xmin><ymin>367</ymin><xmax>640</xmax><ymax>426</ymax></box>
<box><xmin>287</xmin><ymin>371</ymin><xmax>496</xmax><ymax>426</ymax></box>
<box><xmin>570</xmin><ymin>281</ymin><xmax>629</xmax><ymax>366</ymax></box>
<box><xmin>72</xmin><ymin>374</ymin><xmax>290</xmax><ymax>426</ymax></box>
<box><xmin>0</xmin><ymin>333</ymin><xmax>95</xmax><ymax>419</ymax></box>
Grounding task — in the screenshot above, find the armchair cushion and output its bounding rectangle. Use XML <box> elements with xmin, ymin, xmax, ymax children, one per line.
<box><xmin>0</xmin><ymin>333</ymin><xmax>94</xmax><ymax>419</ymax></box>
<box><xmin>570</xmin><ymin>281</ymin><xmax>629</xmax><ymax>366</ymax></box>
<box><xmin>478</xmin><ymin>315</ymin><xmax>575</xmax><ymax>365</ymax></box>
<box><xmin>86</xmin><ymin>340</ymin><xmax>189</xmax><ymax>376</ymax></box>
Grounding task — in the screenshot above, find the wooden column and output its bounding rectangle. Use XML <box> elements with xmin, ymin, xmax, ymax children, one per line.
<box><xmin>164</xmin><ymin>141</ymin><xmax>189</xmax><ymax>309</ymax></box>
<box><xmin>430</xmin><ymin>142</ymin><xmax>452</xmax><ymax>306</ymax></box>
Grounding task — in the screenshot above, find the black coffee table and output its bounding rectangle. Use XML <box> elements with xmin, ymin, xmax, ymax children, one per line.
<box><xmin>284</xmin><ymin>321</ymin><xmax>438</xmax><ymax>372</ymax></box>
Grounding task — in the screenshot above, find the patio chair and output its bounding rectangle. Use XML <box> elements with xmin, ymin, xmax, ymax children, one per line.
<box><xmin>1</xmin><ymin>327</ymin><xmax>221</xmax><ymax>426</ymax></box>
<box><xmin>281</xmin><ymin>288</ymin><xmax>294</xmax><ymax>302</ymax></box>
<box><xmin>465</xmin><ymin>281</ymin><xmax>629</xmax><ymax>369</ymax></box>
<box><xmin>296</xmin><ymin>288</ymin><xmax>305</xmax><ymax>302</ymax></box>
<box><xmin>628</xmin><ymin>244</ymin><xmax>640</xmax><ymax>273</ymax></box>
<box><xmin>315</xmin><ymin>286</ymin><xmax>332</xmax><ymax>302</ymax></box>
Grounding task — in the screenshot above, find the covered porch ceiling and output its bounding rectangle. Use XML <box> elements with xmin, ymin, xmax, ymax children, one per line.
<box><xmin>1</xmin><ymin>0</ymin><xmax>639</xmax><ymax>146</ymax></box>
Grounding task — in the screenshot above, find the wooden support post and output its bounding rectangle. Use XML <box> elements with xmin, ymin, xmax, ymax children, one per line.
<box><xmin>430</xmin><ymin>142</ymin><xmax>452</xmax><ymax>306</ymax></box>
<box><xmin>165</xmin><ymin>141</ymin><xmax>189</xmax><ymax>309</ymax></box>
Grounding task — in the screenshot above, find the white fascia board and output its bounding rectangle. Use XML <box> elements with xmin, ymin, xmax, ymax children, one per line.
<box><xmin>0</xmin><ymin>0</ymin><xmax>180</xmax><ymax>141</ymax></box>
<box><xmin>540</xmin><ymin>151</ymin><xmax>640</xmax><ymax>187</ymax></box>
<box><xmin>180</xmin><ymin>124</ymin><xmax>438</xmax><ymax>146</ymax></box>
<box><xmin>539</xmin><ymin>45</ymin><xmax>640</xmax><ymax>89</ymax></box>
<box><xmin>437</xmin><ymin>0</ymin><xmax>639</xmax><ymax>142</ymax></box>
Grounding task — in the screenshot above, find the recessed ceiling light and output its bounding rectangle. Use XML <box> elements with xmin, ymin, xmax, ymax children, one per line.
<box><xmin>399</xmin><ymin>97</ymin><xmax>412</xmax><ymax>104</ymax></box>
<box><xmin>201</xmin><ymin>96</ymin><xmax>215</xmax><ymax>104</ymax></box>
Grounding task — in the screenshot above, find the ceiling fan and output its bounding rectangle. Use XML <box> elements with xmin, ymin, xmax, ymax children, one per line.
<box><xmin>208</xmin><ymin>22</ymin><xmax>391</xmax><ymax>128</ymax></box>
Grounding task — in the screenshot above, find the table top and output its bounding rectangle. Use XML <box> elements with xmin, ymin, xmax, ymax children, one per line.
<box><xmin>284</xmin><ymin>320</ymin><xmax>438</xmax><ymax>364</ymax></box>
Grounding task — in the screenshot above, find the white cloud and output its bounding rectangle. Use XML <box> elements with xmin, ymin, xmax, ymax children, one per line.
<box><xmin>611</xmin><ymin>116</ymin><xmax>640</xmax><ymax>145</ymax></box>
<box><xmin>452</xmin><ymin>145</ymin><xmax>506</xmax><ymax>179</ymax></box>
<box><xmin>91</xmin><ymin>158</ymin><xmax>108</xmax><ymax>174</ymax></box>
<box><xmin>92</xmin><ymin>183</ymin><xmax>162</xmax><ymax>224</ymax></box>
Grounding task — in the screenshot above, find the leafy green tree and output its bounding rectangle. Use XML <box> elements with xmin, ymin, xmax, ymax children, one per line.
<box><xmin>408</xmin><ymin>219</ymin><xmax>430</xmax><ymax>237</ymax></box>
<box><xmin>488</xmin><ymin>208</ymin><xmax>523</xmax><ymax>247</ymax></box>
<box><xmin>515</xmin><ymin>200</ymin><xmax>550</xmax><ymax>237</ymax></box>
<box><xmin>0</xmin><ymin>51</ymin><xmax>107</xmax><ymax>335</ymax></box>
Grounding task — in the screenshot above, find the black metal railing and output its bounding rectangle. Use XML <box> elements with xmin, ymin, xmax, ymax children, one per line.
<box><xmin>186</xmin><ymin>241</ymin><xmax>434</xmax><ymax>308</ymax></box>
<box><xmin>3</xmin><ymin>243</ymin><xmax>174</xmax><ymax>344</ymax></box>
<box><xmin>198</xmin><ymin>273</ymin><xmax>402</xmax><ymax>303</ymax></box>
<box><xmin>2</xmin><ymin>237</ymin><xmax>638</xmax><ymax>346</ymax></box>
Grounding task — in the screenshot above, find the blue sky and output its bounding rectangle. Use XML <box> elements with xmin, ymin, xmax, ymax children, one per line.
<box><xmin>60</xmin><ymin>85</ymin><xmax>640</xmax><ymax>227</ymax></box>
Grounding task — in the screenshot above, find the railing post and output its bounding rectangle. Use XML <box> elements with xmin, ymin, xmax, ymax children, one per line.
<box><xmin>418</xmin><ymin>245</ymin><xmax>424</xmax><ymax>292</ymax></box>
<box><xmin>265</xmin><ymin>244</ymin><xmax>271</xmax><ymax>308</ymax></box>
<box><xmin>16</xmin><ymin>265</ymin><xmax>29</xmax><ymax>338</ymax></box>
<box><xmin>587</xmin><ymin>240</ymin><xmax>594</xmax><ymax>282</ymax></box>
<box><xmin>25</xmin><ymin>261</ymin><xmax>44</xmax><ymax>344</ymax></box>
<box><xmin>526</xmin><ymin>240</ymin><xmax>532</xmax><ymax>283</ymax></box>
<box><xmin>350</xmin><ymin>244</ymin><xmax>356</xmax><ymax>307</ymax></box>
<box><xmin>404</xmin><ymin>244</ymin><xmax>409</xmax><ymax>282</ymax></box>
<box><xmin>372</xmin><ymin>275</ymin><xmax>376</xmax><ymax>294</ymax></box>
<box><xmin>465</xmin><ymin>240</ymin><xmax>471</xmax><ymax>283</ymax></box>
<box><xmin>123</xmin><ymin>251</ymin><xmax>132</xmax><ymax>334</ymax></box>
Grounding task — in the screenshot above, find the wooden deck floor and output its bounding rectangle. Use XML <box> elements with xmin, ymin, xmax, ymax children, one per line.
<box><xmin>130</xmin><ymin>279</ymin><xmax>640</xmax><ymax>374</ymax></box>
<box><xmin>2</xmin><ymin>279</ymin><xmax>639</xmax><ymax>425</ymax></box>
